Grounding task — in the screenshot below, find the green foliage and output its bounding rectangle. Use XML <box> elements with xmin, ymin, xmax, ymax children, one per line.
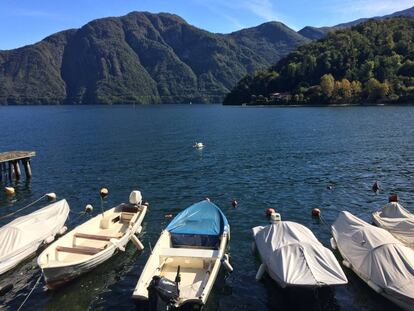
<box><xmin>225</xmin><ymin>18</ymin><xmax>414</xmax><ymax>105</ymax></box>
<box><xmin>0</xmin><ymin>12</ymin><xmax>307</xmax><ymax>104</ymax></box>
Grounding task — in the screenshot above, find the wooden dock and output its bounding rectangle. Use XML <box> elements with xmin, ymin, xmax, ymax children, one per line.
<box><xmin>0</xmin><ymin>151</ymin><xmax>35</xmax><ymax>181</ymax></box>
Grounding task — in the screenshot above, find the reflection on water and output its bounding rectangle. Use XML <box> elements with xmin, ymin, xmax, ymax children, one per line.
<box><xmin>0</xmin><ymin>105</ymin><xmax>413</xmax><ymax>310</ymax></box>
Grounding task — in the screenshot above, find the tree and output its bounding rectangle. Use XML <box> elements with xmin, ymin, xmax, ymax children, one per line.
<box><xmin>320</xmin><ymin>74</ymin><xmax>335</xmax><ymax>97</ymax></box>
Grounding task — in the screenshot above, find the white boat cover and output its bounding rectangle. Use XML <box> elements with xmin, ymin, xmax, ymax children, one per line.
<box><xmin>252</xmin><ymin>221</ymin><xmax>347</xmax><ymax>287</ymax></box>
<box><xmin>0</xmin><ymin>199</ymin><xmax>70</xmax><ymax>274</ymax></box>
<box><xmin>332</xmin><ymin>211</ymin><xmax>414</xmax><ymax>305</ymax></box>
<box><xmin>372</xmin><ymin>202</ymin><xmax>414</xmax><ymax>246</ymax></box>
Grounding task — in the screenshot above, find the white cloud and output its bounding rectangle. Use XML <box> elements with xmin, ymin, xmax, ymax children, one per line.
<box><xmin>239</xmin><ymin>0</ymin><xmax>280</xmax><ymax>21</ymax></box>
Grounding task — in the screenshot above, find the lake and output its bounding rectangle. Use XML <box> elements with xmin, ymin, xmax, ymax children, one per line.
<box><xmin>1</xmin><ymin>105</ymin><xmax>414</xmax><ymax>311</ymax></box>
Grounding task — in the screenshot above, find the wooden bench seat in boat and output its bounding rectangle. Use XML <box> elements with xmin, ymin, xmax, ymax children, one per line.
<box><xmin>159</xmin><ymin>248</ymin><xmax>220</xmax><ymax>259</ymax></box>
<box><xmin>74</xmin><ymin>232</ymin><xmax>124</xmax><ymax>242</ymax></box>
<box><xmin>56</xmin><ymin>245</ymin><xmax>103</xmax><ymax>256</ymax></box>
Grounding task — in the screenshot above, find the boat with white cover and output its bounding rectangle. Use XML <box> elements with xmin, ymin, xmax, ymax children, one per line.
<box><xmin>372</xmin><ymin>201</ymin><xmax>414</xmax><ymax>247</ymax></box>
<box><xmin>133</xmin><ymin>200</ymin><xmax>230</xmax><ymax>310</ymax></box>
<box><xmin>252</xmin><ymin>213</ymin><xmax>347</xmax><ymax>288</ymax></box>
<box><xmin>332</xmin><ymin>211</ymin><xmax>414</xmax><ymax>311</ymax></box>
<box><xmin>0</xmin><ymin>199</ymin><xmax>70</xmax><ymax>275</ymax></box>
<box><xmin>38</xmin><ymin>190</ymin><xmax>147</xmax><ymax>288</ymax></box>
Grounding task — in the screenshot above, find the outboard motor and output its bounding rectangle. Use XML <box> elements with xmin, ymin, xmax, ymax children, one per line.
<box><xmin>147</xmin><ymin>266</ymin><xmax>180</xmax><ymax>311</ymax></box>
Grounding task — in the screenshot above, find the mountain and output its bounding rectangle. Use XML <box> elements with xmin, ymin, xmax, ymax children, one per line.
<box><xmin>299</xmin><ymin>6</ymin><xmax>414</xmax><ymax>40</ymax></box>
<box><xmin>0</xmin><ymin>12</ymin><xmax>307</xmax><ymax>104</ymax></box>
<box><xmin>224</xmin><ymin>18</ymin><xmax>414</xmax><ymax>105</ymax></box>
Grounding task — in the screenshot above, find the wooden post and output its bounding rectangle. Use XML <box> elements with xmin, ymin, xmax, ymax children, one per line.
<box><xmin>13</xmin><ymin>161</ymin><xmax>21</xmax><ymax>180</ymax></box>
<box><xmin>8</xmin><ymin>162</ymin><xmax>15</xmax><ymax>181</ymax></box>
<box><xmin>23</xmin><ymin>159</ymin><xmax>32</xmax><ymax>179</ymax></box>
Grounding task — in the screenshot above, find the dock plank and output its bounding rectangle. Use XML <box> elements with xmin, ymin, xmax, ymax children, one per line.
<box><xmin>0</xmin><ymin>151</ymin><xmax>36</xmax><ymax>163</ymax></box>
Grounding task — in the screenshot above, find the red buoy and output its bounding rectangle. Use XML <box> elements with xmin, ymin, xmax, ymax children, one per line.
<box><xmin>372</xmin><ymin>181</ymin><xmax>380</xmax><ymax>193</ymax></box>
<box><xmin>266</xmin><ymin>208</ymin><xmax>276</xmax><ymax>217</ymax></box>
<box><xmin>232</xmin><ymin>200</ymin><xmax>238</xmax><ymax>208</ymax></box>
<box><xmin>389</xmin><ymin>194</ymin><xmax>398</xmax><ymax>203</ymax></box>
<box><xmin>312</xmin><ymin>208</ymin><xmax>321</xmax><ymax>218</ymax></box>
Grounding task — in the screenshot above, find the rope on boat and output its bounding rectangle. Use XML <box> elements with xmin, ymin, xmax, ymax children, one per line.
<box><xmin>16</xmin><ymin>272</ymin><xmax>43</xmax><ymax>311</ymax></box>
<box><xmin>0</xmin><ymin>194</ymin><xmax>47</xmax><ymax>220</ymax></box>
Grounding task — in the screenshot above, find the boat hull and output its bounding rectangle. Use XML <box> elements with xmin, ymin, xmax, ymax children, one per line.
<box><xmin>39</xmin><ymin>203</ymin><xmax>147</xmax><ymax>288</ymax></box>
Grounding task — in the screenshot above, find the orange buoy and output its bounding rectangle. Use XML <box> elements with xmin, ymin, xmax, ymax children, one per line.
<box><xmin>389</xmin><ymin>194</ymin><xmax>398</xmax><ymax>203</ymax></box>
<box><xmin>231</xmin><ymin>200</ymin><xmax>238</xmax><ymax>208</ymax></box>
<box><xmin>100</xmin><ymin>187</ymin><xmax>109</xmax><ymax>198</ymax></box>
<box><xmin>266</xmin><ymin>208</ymin><xmax>276</xmax><ymax>217</ymax></box>
<box><xmin>312</xmin><ymin>208</ymin><xmax>321</xmax><ymax>218</ymax></box>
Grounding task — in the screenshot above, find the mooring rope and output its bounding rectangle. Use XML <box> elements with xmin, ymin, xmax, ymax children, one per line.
<box><xmin>0</xmin><ymin>194</ymin><xmax>47</xmax><ymax>220</ymax></box>
<box><xmin>16</xmin><ymin>272</ymin><xmax>43</xmax><ymax>311</ymax></box>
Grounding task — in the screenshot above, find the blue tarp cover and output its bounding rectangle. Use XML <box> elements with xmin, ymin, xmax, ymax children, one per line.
<box><xmin>166</xmin><ymin>200</ymin><xmax>229</xmax><ymax>236</ymax></box>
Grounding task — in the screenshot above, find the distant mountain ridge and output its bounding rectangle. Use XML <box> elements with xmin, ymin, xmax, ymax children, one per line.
<box><xmin>0</xmin><ymin>12</ymin><xmax>308</xmax><ymax>104</ymax></box>
<box><xmin>1</xmin><ymin>7</ymin><xmax>414</xmax><ymax>104</ymax></box>
<box><xmin>299</xmin><ymin>6</ymin><xmax>414</xmax><ymax>40</ymax></box>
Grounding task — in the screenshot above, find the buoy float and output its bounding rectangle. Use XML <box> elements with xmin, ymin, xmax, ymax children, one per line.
<box><xmin>311</xmin><ymin>208</ymin><xmax>321</xmax><ymax>218</ymax></box>
<box><xmin>221</xmin><ymin>254</ymin><xmax>233</xmax><ymax>273</ymax></box>
<box><xmin>100</xmin><ymin>187</ymin><xmax>109</xmax><ymax>198</ymax></box>
<box><xmin>231</xmin><ymin>200</ymin><xmax>238</xmax><ymax>208</ymax></box>
<box><xmin>85</xmin><ymin>204</ymin><xmax>93</xmax><ymax>213</ymax></box>
<box><xmin>389</xmin><ymin>194</ymin><xmax>398</xmax><ymax>203</ymax></box>
<box><xmin>255</xmin><ymin>263</ymin><xmax>266</xmax><ymax>281</ymax></box>
<box><xmin>44</xmin><ymin>235</ymin><xmax>55</xmax><ymax>244</ymax></box>
<box><xmin>342</xmin><ymin>259</ymin><xmax>351</xmax><ymax>269</ymax></box>
<box><xmin>165</xmin><ymin>214</ymin><xmax>173</xmax><ymax>218</ymax></box>
<box><xmin>58</xmin><ymin>226</ymin><xmax>67</xmax><ymax>235</ymax></box>
<box><xmin>330</xmin><ymin>237</ymin><xmax>337</xmax><ymax>250</ymax></box>
<box><xmin>265</xmin><ymin>208</ymin><xmax>275</xmax><ymax>218</ymax></box>
<box><xmin>372</xmin><ymin>181</ymin><xmax>380</xmax><ymax>193</ymax></box>
<box><xmin>269</xmin><ymin>212</ymin><xmax>281</xmax><ymax>223</ymax></box>
<box><xmin>130</xmin><ymin>235</ymin><xmax>144</xmax><ymax>251</ymax></box>
<box><xmin>4</xmin><ymin>187</ymin><xmax>15</xmax><ymax>196</ymax></box>
<box><xmin>327</xmin><ymin>185</ymin><xmax>333</xmax><ymax>190</ymax></box>
<box><xmin>205</xmin><ymin>197</ymin><xmax>210</xmax><ymax>202</ymax></box>
<box><xmin>46</xmin><ymin>192</ymin><xmax>57</xmax><ymax>201</ymax></box>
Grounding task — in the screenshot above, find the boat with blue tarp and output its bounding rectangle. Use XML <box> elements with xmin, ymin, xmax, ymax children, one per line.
<box><xmin>133</xmin><ymin>200</ymin><xmax>231</xmax><ymax>310</ymax></box>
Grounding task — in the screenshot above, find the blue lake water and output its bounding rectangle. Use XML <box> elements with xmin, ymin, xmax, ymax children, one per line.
<box><xmin>1</xmin><ymin>105</ymin><xmax>414</xmax><ymax>311</ymax></box>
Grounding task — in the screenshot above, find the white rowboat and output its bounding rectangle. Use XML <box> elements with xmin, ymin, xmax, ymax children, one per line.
<box><xmin>38</xmin><ymin>191</ymin><xmax>147</xmax><ymax>288</ymax></box>
<box><xmin>133</xmin><ymin>200</ymin><xmax>230</xmax><ymax>310</ymax></box>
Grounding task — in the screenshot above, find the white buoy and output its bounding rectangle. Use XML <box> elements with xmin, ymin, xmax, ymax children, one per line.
<box><xmin>342</xmin><ymin>259</ymin><xmax>351</xmax><ymax>268</ymax></box>
<box><xmin>58</xmin><ymin>226</ymin><xmax>67</xmax><ymax>235</ymax></box>
<box><xmin>367</xmin><ymin>280</ymin><xmax>383</xmax><ymax>293</ymax></box>
<box><xmin>131</xmin><ymin>234</ymin><xmax>144</xmax><ymax>250</ymax></box>
<box><xmin>4</xmin><ymin>187</ymin><xmax>15</xmax><ymax>196</ymax></box>
<box><xmin>256</xmin><ymin>263</ymin><xmax>266</xmax><ymax>281</ymax></box>
<box><xmin>85</xmin><ymin>204</ymin><xmax>93</xmax><ymax>213</ymax></box>
<box><xmin>221</xmin><ymin>254</ymin><xmax>233</xmax><ymax>273</ymax></box>
<box><xmin>330</xmin><ymin>237</ymin><xmax>337</xmax><ymax>250</ymax></box>
<box><xmin>44</xmin><ymin>235</ymin><xmax>54</xmax><ymax>244</ymax></box>
<box><xmin>46</xmin><ymin>192</ymin><xmax>57</xmax><ymax>201</ymax></box>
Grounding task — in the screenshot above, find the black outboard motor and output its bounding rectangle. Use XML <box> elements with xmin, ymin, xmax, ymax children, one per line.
<box><xmin>147</xmin><ymin>266</ymin><xmax>181</xmax><ymax>311</ymax></box>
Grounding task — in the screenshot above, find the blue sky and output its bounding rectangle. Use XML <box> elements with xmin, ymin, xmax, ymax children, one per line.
<box><xmin>0</xmin><ymin>0</ymin><xmax>413</xmax><ymax>50</ymax></box>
